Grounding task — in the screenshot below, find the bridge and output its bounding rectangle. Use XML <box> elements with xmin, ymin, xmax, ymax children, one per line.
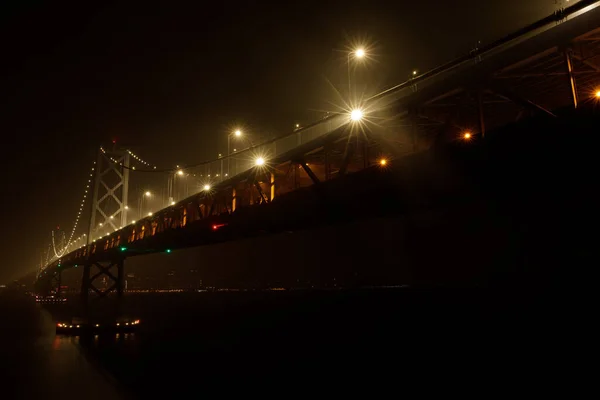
<box><xmin>35</xmin><ymin>0</ymin><xmax>600</xmax><ymax>300</ymax></box>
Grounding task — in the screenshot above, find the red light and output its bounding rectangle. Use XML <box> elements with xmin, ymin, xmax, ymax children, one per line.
<box><xmin>112</xmin><ymin>139</ymin><xmax>116</xmax><ymax>144</ymax></box>
<box><xmin>212</xmin><ymin>223</ymin><xmax>226</xmax><ymax>231</ymax></box>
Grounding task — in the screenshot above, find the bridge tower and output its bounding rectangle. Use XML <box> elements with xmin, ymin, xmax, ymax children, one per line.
<box><xmin>80</xmin><ymin>146</ymin><xmax>130</xmax><ymax>311</ymax></box>
<box><xmin>88</xmin><ymin>146</ymin><xmax>131</xmax><ymax>237</ymax></box>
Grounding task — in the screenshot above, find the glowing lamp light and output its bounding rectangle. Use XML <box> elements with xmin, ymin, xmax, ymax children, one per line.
<box><xmin>203</xmin><ymin>184</ymin><xmax>211</xmax><ymax>191</ymax></box>
<box><xmin>234</xmin><ymin>129</ymin><xmax>242</xmax><ymax>137</ymax></box>
<box><xmin>120</xmin><ymin>247</ymin><xmax>127</xmax><ymax>252</ymax></box>
<box><xmin>355</xmin><ymin>48</ymin><xmax>365</xmax><ymax>58</ymax></box>
<box><xmin>177</xmin><ymin>170</ymin><xmax>184</xmax><ymax>176</ymax></box>
<box><xmin>379</xmin><ymin>159</ymin><xmax>388</xmax><ymax>166</ymax></box>
<box><xmin>148</xmin><ymin>212</ymin><xmax>153</xmax><ymax>216</ymax></box>
<box><xmin>255</xmin><ymin>157</ymin><xmax>265</xmax><ymax>166</ymax></box>
<box><xmin>463</xmin><ymin>132</ymin><xmax>472</xmax><ymax>140</ymax></box>
<box><xmin>145</xmin><ymin>191</ymin><xmax>151</xmax><ymax>197</ymax></box>
<box><xmin>171</xmin><ymin>201</ymin><xmax>176</xmax><ymax>205</ymax></box>
<box><xmin>595</xmin><ymin>90</ymin><xmax>600</xmax><ymax>98</ymax></box>
<box><xmin>350</xmin><ymin>109</ymin><xmax>363</xmax><ymax>121</ymax></box>
<box><xmin>165</xmin><ymin>249</ymin><xmax>172</xmax><ymax>253</ymax></box>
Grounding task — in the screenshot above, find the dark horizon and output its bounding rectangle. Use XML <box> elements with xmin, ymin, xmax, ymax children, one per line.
<box><xmin>0</xmin><ymin>1</ymin><xmax>569</xmax><ymax>282</ymax></box>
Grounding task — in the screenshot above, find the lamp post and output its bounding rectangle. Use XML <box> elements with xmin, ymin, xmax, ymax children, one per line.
<box><xmin>139</xmin><ymin>191</ymin><xmax>151</xmax><ymax>219</ymax></box>
<box><xmin>348</xmin><ymin>48</ymin><xmax>365</xmax><ymax>99</ymax></box>
<box><xmin>227</xmin><ymin>129</ymin><xmax>243</xmax><ymax>177</ymax></box>
<box><xmin>168</xmin><ymin>169</ymin><xmax>184</xmax><ymax>205</ymax></box>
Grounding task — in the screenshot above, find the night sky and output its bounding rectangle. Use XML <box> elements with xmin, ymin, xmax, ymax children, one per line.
<box><xmin>0</xmin><ymin>0</ymin><xmax>566</xmax><ymax>282</ymax></box>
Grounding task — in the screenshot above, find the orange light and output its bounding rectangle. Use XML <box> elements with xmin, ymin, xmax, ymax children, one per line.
<box><xmin>463</xmin><ymin>132</ymin><xmax>472</xmax><ymax>140</ymax></box>
<box><xmin>379</xmin><ymin>159</ymin><xmax>388</xmax><ymax>166</ymax></box>
<box><xmin>595</xmin><ymin>90</ymin><xmax>600</xmax><ymax>98</ymax></box>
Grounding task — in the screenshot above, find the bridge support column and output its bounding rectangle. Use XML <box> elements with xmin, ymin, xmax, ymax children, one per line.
<box><xmin>410</xmin><ymin>108</ymin><xmax>419</xmax><ymax>152</ymax></box>
<box><xmin>324</xmin><ymin>144</ymin><xmax>332</xmax><ymax>181</ymax></box>
<box><xmin>51</xmin><ymin>270</ymin><xmax>62</xmax><ymax>297</ymax></box>
<box><xmin>80</xmin><ymin>257</ymin><xmax>126</xmax><ymax>307</ymax></box>
<box><xmin>564</xmin><ymin>47</ymin><xmax>579</xmax><ymax>109</ymax></box>
<box><xmin>270</xmin><ymin>173</ymin><xmax>275</xmax><ymax>201</ymax></box>
<box><xmin>477</xmin><ymin>90</ymin><xmax>486</xmax><ymax>138</ymax></box>
<box><xmin>232</xmin><ymin>188</ymin><xmax>237</xmax><ymax>212</ymax></box>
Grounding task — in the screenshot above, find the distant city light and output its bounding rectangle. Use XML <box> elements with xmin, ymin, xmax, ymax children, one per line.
<box><xmin>413</xmin><ymin>70</ymin><xmax>418</xmax><ymax>76</ymax></box>
<box><xmin>463</xmin><ymin>132</ymin><xmax>472</xmax><ymax>140</ymax></box>
<box><xmin>148</xmin><ymin>212</ymin><xmax>153</xmax><ymax>216</ymax></box>
<box><xmin>165</xmin><ymin>249</ymin><xmax>172</xmax><ymax>253</ymax></box>
<box><xmin>171</xmin><ymin>201</ymin><xmax>176</xmax><ymax>205</ymax></box>
<box><xmin>350</xmin><ymin>109</ymin><xmax>363</xmax><ymax>121</ymax></box>
<box><xmin>379</xmin><ymin>159</ymin><xmax>388</xmax><ymax>166</ymax></box>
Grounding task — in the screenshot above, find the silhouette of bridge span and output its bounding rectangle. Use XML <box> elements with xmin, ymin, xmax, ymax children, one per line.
<box><xmin>35</xmin><ymin>0</ymin><xmax>600</xmax><ymax>300</ymax></box>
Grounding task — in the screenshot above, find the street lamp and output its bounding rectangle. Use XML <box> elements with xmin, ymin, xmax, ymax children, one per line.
<box><xmin>140</xmin><ymin>191</ymin><xmax>152</xmax><ymax>218</ymax></box>
<box><xmin>255</xmin><ymin>157</ymin><xmax>265</xmax><ymax>166</ymax></box>
<box><xmin>348</xmin><ymin>48</ymin><xmax>366</xmax><ymax>98</ymax></box>
<box><xmin>227</xmin><ymin>129</ymin><xmax>244</xmax><ymax>177</ymax></box>
<box><xmin>203</xmin><ymin>184</ymin><xmax>211</xmax><ymax>191</ymax></box>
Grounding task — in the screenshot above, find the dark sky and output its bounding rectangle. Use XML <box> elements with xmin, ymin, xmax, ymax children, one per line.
<box><xmin>0</xmin><ymin>0</ymin><xmax>564</xmax><ymax>282</ymax></box>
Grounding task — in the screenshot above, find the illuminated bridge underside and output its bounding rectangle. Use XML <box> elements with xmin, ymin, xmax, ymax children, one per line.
<box><xmin>36</xmin><ymin>1</ymin><xmax>600</xmax><ymax>292</ymax></box>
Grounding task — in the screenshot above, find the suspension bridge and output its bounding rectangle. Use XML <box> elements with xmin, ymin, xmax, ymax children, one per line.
<box><xmin>34</xmin><ymin>0</ymin><xmax>600</xmax><ymax>299</ymax></box>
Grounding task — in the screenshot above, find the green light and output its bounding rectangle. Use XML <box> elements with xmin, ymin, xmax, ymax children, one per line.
<box><xmin>120</xmin><ymin>247</ymin><xmax>127</xmax><ymax>252</ymax></box>
<box><xmin>165</xmin><ymin>249</ymin><xmax>171</xmax><ymax>253</ymax></box>
<box><xmin>58</xmin><ymin>264</ymin><xmax>61</xmax><ymax>267</ymax></box>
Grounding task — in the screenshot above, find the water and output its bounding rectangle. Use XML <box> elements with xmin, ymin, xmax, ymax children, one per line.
<box><xmin>1</xmin><ymin>287</ymin><xmax>579</xmax><ymax>397</ymax></box>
